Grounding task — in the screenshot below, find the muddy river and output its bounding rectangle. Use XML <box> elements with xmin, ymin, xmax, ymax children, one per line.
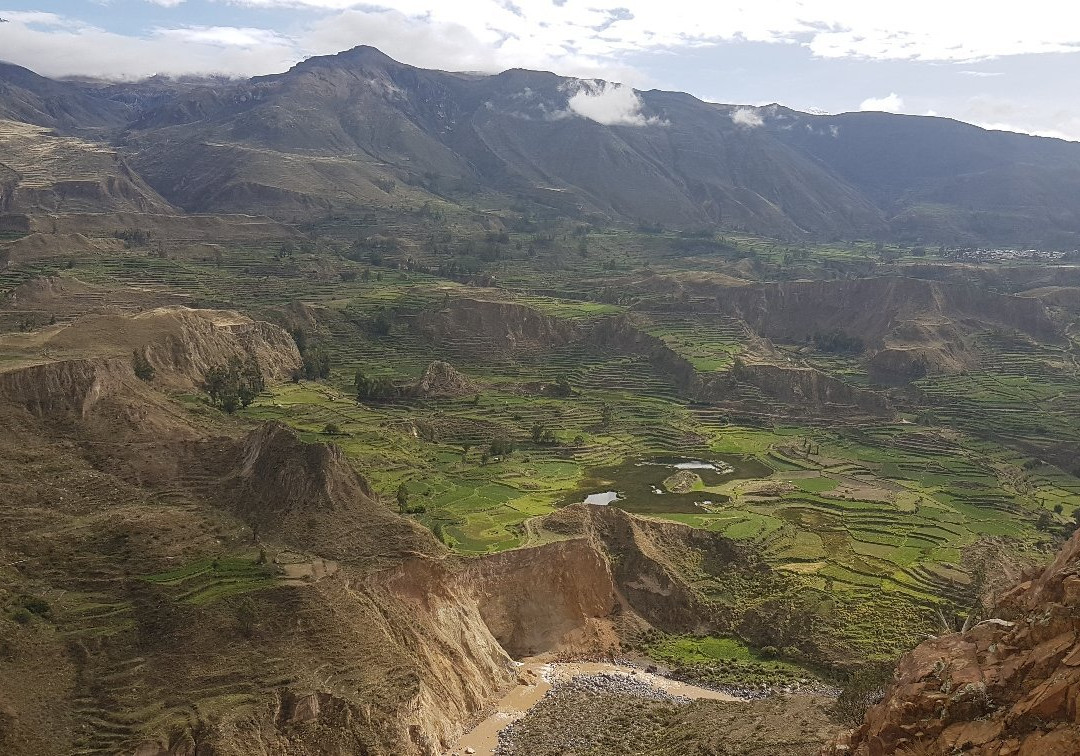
<box><xmin>446</xmin><ymin>660</ymin><xmax>742</xmax><ymax>755</ymax></box>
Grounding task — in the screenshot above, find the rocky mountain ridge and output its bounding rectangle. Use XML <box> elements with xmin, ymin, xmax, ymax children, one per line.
<box><xmin>1</xmin><ymin>47</ymin><xmax>1080</xmax><ymax>244</ymax></box>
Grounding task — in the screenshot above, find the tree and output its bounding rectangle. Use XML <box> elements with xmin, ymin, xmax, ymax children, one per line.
<box><xmin>132</xmin><ymin>349</ymin><xmax>155</xmax><ymax>382</ymax></box>
<box><xmin>355</xmin><ymin>369</ymin><xmax>399</xmax><ymax>401</ymax></box>
<box><xmin>370</xmin><ymin>312</ymin><xmax>392</xmax><ymax>337</ymax></box>
<box><xmin>489</xmin><ymin>437</ymin><xmax>515</xmax><ymax>458</ymax></box>
<box><xmin>322</xmin><ymin>423</ymin><xmax>340</xmax><ymax>435</ymax></box>
<box><xmin>552</xmin><ymin>376</ymin><xmax>572</xmax><ymax>397</ymax></box>
<box><xmin>531</xmin><ymin>420</ymin><xmax>545</xmax><ymax>444</ymax></box>
<box><xmin>302</xmin><ymin>348</ymin><xmax>332</xmax><ymax>380</ymax></box>
<box><xmin>1036</xmin><ymin>510</ymin><xmax>1053</xmax><ymax>531</ymax></box>
<box><xmin>354</xmin><ymin>369</ymin><xmax>372</xmax><ymax>400</ymax></box>
<box><xmin>600</xmin><ymin>403</ymin><xmax>614</xmax><ymax>428</ymax></box>
<box><xmin>396</xmin><ymin>483</ymin><xmax>409</xmax><ymax>512</ymax></box>
<box><xmin>203</xmin><ymin>357</ymin><xmax>264</xmax><ymax>413</ymax></box>
<box><xmin>290</xmin><ymin>328</ymin><xmax>308</xmax><ymax>354</ymax></box>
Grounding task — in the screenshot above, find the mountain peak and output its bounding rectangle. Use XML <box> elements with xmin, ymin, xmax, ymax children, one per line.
<box><xmin>289</xmin><ymin>45</ymin><xmax>405</xmax><ymax>75</ymax></box>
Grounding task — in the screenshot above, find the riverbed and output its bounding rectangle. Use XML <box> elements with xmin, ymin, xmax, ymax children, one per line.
<box><xmin>445</xmin><ymin>660</ymin><xmax>742</xmax><ymax>755</ymax></box>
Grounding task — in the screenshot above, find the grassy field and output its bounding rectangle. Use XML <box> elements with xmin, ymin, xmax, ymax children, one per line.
<box><xmin>645</xmin><ymin>633</ymin><xmax>820</xmax><ymax>689</ymax></box>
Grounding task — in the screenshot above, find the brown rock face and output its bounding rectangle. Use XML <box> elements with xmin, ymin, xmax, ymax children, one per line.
<box><xmin>825</xmin><ymin>531</ymin><xmax>1080</xmax><ymax>755</ymax></box>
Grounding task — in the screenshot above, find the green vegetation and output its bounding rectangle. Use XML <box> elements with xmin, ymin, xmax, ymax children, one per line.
<box><xmin>132</xmin><ymin>349</ymin><xmax>155</xmax><ymax>382</ymax></box>
<box><xmin>645</xmin><ymin>633</ymin><xmax>819</xmax><ymax>689</ymax></box>
<box><xmin>203</xmin><ymin>357</ymin><xmax>265</xmax><ymax>413</ymax></box>
<box><xmin>141</xmin><ymin>555</ymin><xmax>280</xmax><ymax>606</ymax></box>
<box><xmin>7</xmin><ymin>219</ymin><xmax>1079</xmax><ymax>670</ymax></box>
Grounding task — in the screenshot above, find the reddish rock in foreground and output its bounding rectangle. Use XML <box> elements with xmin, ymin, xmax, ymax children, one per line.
<box><xmin>825</xmin><ymin>531</ymin><xmax>1080</xmax><ymax>756</ymax></box>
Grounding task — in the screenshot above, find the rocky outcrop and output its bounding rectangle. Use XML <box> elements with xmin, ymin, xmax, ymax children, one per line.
<box><xmin>0</xmin><ymin>307</ymin><xmax>301</xmax><ymax>392</ymax></box>
<box><xmin>205</xmin><ymin>421</ymin><xmax>443</xmax><ymax>564</ymax></box>
<box><xmin>411</xmin><ymin>360</ymin><xmax>478</xmax><ymax>398</ymax></box>
<box><xmin>715</xmin><ymin>277</ymin><xmax>1060</xmax><ymax>346</ymax></box>
<box><xmin>463</xmin><ymin>538</ymin><xmax>620</xmax><ymax>657</ymax></box>
<box><xmin>826</xmin><ymin>531</ymin><xmax>1080</xmax><ymax>756</ymax></box>
<box><xmin>0</xmin><ymin>357</ymin><xmax>130</xmax><ymax>418</ymax></box>
<box><xmin>413</xmin><ymin>298</ymin><xmax>579</xmax><ymax>354</ymax></box>
<box><xmin>733</xmin><ymin>362</ymin><xmax>890</xmax><ymax>415</ymax></box>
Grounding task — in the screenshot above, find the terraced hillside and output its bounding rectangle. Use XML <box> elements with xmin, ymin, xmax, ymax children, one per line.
<box><xmin>0</xmin><ymin>120</ymin><xmax>174</xmax><ymax>215</ymax></box>
<box><xmin>2</xmin><ymin>195</ymin><xmax>1080</xmax><ymax>755</ymax></box>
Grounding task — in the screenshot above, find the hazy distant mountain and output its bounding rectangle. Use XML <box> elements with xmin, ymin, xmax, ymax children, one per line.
<box><xmin>0</xmin><ymin>62</ymin><xmax>131</xmax><ymax>133</ymax></box>
<box><xmin>2</xmin><ymin>46</ymin><xmax>1080</xmax><ymax>245</ymax></box>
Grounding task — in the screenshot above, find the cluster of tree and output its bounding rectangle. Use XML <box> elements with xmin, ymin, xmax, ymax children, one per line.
<box><xmin>671</xmin><ymin>236</ymin><xmax>738</xmax><ymax>255</ymax></box>
<box><xmin>299</xmin><ymin>349</ymin><xmax>331</xmax><ymax>380</ymax></box>
<box><xmin>1038</xmin><ymin>504</ymin><xmax>1080</xmax><ymax>535</ymax></box>
<box><xmin>114</xmin><ymin>228</ymin><xmax>152</xmax><ymax>248</ymax></box>
<box><xmin>289</xmin><ymin>329</ymin><xmax>332</xmax><ymax>381</ymax></box>
<box><xmin>600</xmin><ymin>402</ymin><xmax>615</xmax><ymax>428</ymax></box>
<box><xmin>479</xmin><ymin>437</ymin><xmax>516</xmax><ymax>464</ymax></box>
<box><xmin>530</xmin><ymin>421</ymin><xmax>557</xmax><ymax>445</ymax></box>
<box><xmin>354</xmin><ymin>369</ymin><xmax>401</xmax><ymax>401</ymax></box>
<box><xmin>369</xmin><ymin>311</ymin><xmax>393</xmax><ymax>337</ymax></box>
<box><xmin>812</xmin><ymin>329</ymin><xmax>866</xmax><ymax>356</ymax></box>
<box><xmin>393</xmin><ymin>482</ymin><xmax>426</xmax><ymax>514</ymax></box>
<box><xmin>345</xmin><ymin>235</ymin><xmax>401</xmax><ymax>266</ymax></box>
<box><xmin>203</xmin><ymin>356</ymin><xmax>264</xmax><ymax>413</ymax></box>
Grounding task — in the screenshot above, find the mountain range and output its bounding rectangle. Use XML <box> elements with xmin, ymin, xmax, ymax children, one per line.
<box><xmin>2</xmin><ymin>45</ymin><xmax>1080</xmax><ymax>246</ymax></box>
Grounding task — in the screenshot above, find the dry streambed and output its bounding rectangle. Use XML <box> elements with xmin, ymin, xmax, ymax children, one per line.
<box><xmin>447</xmin><ymin>661</ymin><xmax>741</xmax><ymax>755</ymax></box>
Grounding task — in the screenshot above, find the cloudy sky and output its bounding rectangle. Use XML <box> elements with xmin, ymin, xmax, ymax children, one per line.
<box><xmin>1</xmin><ymin>1</ymin><xmax>1079</xmax><ymax>140</ymax></box>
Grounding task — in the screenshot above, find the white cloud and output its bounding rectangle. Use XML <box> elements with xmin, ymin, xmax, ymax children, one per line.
<box><xmin>154</xmin><ymin>26</ymin><xmax>289</xmax><ymax>47</ymax></box>
<box><xmin>208</xmin><ymin>1</ymin><xmax>1080</xmax><ymax>64</ymax></box>
<box><xmin>953</xmin><ymin>96</ymin><xmax>1080</xmax><ymax>141</ymax></box>
<box><xmin>4</xmin><ymin>2</ymin><xmax>1080</xmax><ymax>83</ymax></box>
<box><xmin>959</xmin><ymin>70</ymin><xmax>1004</xmax><ymax>77</ymax></box>
<box><xmin>860</xmin><ymin>93</ymin><xmax>904</xmax><ymax>113</ymax></box>
<box><xmin>0</xmin><ymin>11</ymin><xmax>78</xmax><ymax>27</ymax></box>
<box><xmin>731</xmin><ymin>107</ymin><xmax>764</xmax><ymax>127</ymax></box>
<box><xmin>565</xmin><ymin>81</ymin><xmax>658</xmax><ymax>126</ymax></box>
<box><xmin>0</xmin><ymin>14</ymin><xmax>297</xmax><ymax>78</ymax></box>
<box><xmin>145</xmin><ymin>0</ymin><xmax>187</xmax><ymax>6</ymax></box>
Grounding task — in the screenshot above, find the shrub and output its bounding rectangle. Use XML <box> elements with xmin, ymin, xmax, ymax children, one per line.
<box><xmin>830</xmin><ymin>663</ymin><xmax>894</xmax><ymax>727</ymax></box>
<box><xmin>132</xmin><ymin>349</ymin><xmax>155</xmax><ymax>382</ymax></box>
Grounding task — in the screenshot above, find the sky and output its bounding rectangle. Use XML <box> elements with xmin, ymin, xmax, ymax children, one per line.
<box><xmin>1</xmin><ymin>1</ymin><xmax>1079</xmax><ymax>140</ymax></box>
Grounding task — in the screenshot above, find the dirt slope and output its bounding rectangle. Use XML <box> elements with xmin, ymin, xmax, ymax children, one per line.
<box><xmin>0</xmin><ymin>306</ymin><xmax>301</xmax><ymax>390</ymax></box>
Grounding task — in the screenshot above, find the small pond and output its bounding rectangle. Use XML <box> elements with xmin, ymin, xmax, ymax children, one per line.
<box><xmin>562</xmin><ymin>454</ymin><xmax>772</xmax><ymax>514</ymax></box>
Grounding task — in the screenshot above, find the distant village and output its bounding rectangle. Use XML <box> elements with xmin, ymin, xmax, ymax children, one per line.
<box><xmin>944</xmin><ymin>247</ymin><xmax>1078</xmax><ymax>263</ymax></box>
